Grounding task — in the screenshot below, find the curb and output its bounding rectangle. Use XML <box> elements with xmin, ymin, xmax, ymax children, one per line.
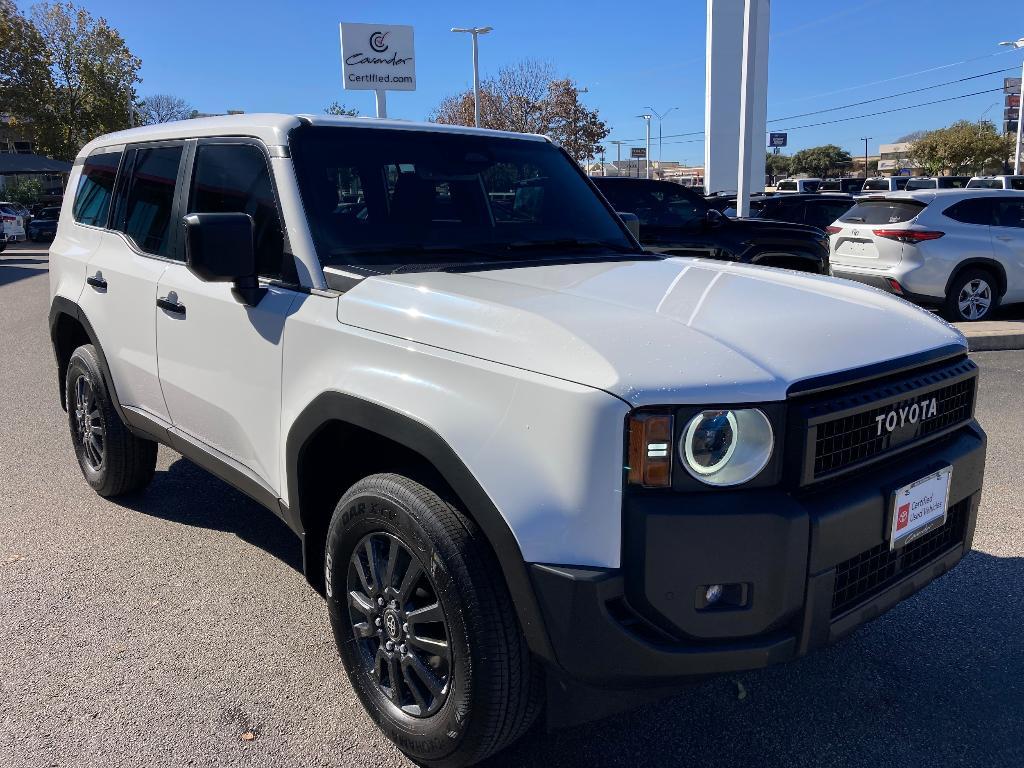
<box><xmin>955</xmin><ymin>322</ymin><xmax>1024</xmax><ymax>352</ymax></box>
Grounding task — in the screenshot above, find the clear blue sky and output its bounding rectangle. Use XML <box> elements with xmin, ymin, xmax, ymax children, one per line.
<box><xmin>22</xmin><ymin>0</ymin><xmax>1024</xmax><ymax>165</ymax></box>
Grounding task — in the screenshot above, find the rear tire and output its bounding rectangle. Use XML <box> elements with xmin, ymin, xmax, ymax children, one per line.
<box><xmin>65</xmin><ymin>344</ymin><xmax>157</xmax><ymax>497</ymax></box>
<box><xmin>325</xmin><ymin>473</ymin><xmax>541</xmax><ymax>767</ymax></box>
<box><xmin>943</xmin><ymin>268</ymin><xmax>1000</xmax><ymax>322</ymax></box>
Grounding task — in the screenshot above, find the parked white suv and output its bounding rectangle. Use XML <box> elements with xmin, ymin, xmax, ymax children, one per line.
<box><xmin>965</xmin><ymin>175</ymin><xmax>1024</xmax><ymax>190</ymax></box>
<box><xmin>828</xmin><ymin>189</ymin><xmax>1024</xmax><ymax>321</ymax></box>
<box><xmin>48</xmin><ymin>115</ymin><xmax>987</xmax><ymax>767</ymax></box>
<box><xmin>774</xmin><ymin>177</ymin><xmax>821</xmax><ymax>193</ymax></box>
<box><xmin>860</xmin><ymin>176</ymin><xmax>911</xmax><ymax>194</ymax></box>
<box><xmin>1</xmin><ymin>202</ymin><xmax>27</xmax><ymax>249</ymax></box>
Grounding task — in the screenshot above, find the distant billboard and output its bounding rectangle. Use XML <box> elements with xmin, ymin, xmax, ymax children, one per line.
<box><xmin>340</xmin><ymin>23</ymin><xmax>416</xmax><ymax>92</ymax></box>
<box><xmin>769</xmin><ymin>132</ymin><xmax>787</xmax><ymax>147</ymax></box>
<box><xmin>1005</xmin><ymin>77</ymin><xmax>1022</xmax><ymax>95</ymax></box>
<box><xmin>630</xmin><ymin>147</ymin><xmax>647</xmax><ymax>158</ymax></box>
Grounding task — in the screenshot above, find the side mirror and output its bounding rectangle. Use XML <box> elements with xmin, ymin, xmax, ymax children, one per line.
<box><xmin>705</xmin><ymin>208</ymin><xmax>726</xmax><ymax>227</ymax></box>
<box><xmin>617</xmin><ymin>211</ymin><xmax>641</xmax><ymax>240</ymax></box>
<box><xmin>183</xmin><ymin>212</ymin><xmax>266</xmax><ymax>306</ymax></box>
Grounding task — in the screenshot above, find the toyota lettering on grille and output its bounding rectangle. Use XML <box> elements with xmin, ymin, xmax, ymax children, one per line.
<box><xmin>875</xmin><ymin>396</ymin><xmax>939</xmax><ymax>436</ymax></box>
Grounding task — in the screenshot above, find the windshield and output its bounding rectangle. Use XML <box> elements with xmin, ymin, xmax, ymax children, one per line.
<box><xmin>862</xmin><ymin>179</ymin><xmax>890</xmax><ymax>191</ymax></box>
<box><xmin>905</xmin><ymin>179</ymin><xmax>937</xmax><ymax>190</ymax></box>
<box><xmin>290</xmin><ymin>125</ymin><xmax>638</xmax><ymax>270</ymax></box>
<box><xmin>966</xmin><ymin>179</ymin><xmax>1001</xmax><ymax>189</ymax></box>
<box><xmin>776</xmin><ymin>181</ymin><xmax>797</xmax><ymax>191</ymax></box>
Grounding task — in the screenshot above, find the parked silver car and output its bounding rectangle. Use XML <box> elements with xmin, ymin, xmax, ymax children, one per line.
<box><xmin>828</xmin><ymin>189</ymin><xmax>1024</xmax><ymax>321</ymax></box>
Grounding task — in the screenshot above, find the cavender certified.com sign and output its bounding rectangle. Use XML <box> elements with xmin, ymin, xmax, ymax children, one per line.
<box><xmin>339</xmin><ymin>23</ymin><xmax>416</xmax><ymax>91</ymax></box>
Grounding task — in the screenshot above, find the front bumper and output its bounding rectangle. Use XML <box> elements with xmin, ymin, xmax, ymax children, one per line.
<box><xmin>531</xmin><ymin>422</ymin><xmax>985</xmax><ymax>688</ymax></box>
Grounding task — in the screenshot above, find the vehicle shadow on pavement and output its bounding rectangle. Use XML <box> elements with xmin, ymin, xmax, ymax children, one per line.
<box><xmin>0</xmin><ymin>263</ymin><xmax>46</xmax><ymax>287</ymax></box>
<box><xmin>116</xmin><ymin>456</ymin><xmax>303</xmax><ymax>574</ymax></box>
<box><xmin>483</xmin><ymin>550</ymin><xmax>1024</xmax><ymax>768</ymax></box>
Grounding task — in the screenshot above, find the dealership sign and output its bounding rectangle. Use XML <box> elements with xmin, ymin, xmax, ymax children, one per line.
<box><xmin>630</xmin><ymin>147</ymin><xmax>647</xmax><ymax>158</ymax></box>
<box><xmin>339</xmin><ymin>23</ymin><xmax>416</xmax><ymax>91</ymax></box>
<box><xmin>769</xmin><ymin>132</ymin><xmax>787</xmax><ymax>147</ymax></box>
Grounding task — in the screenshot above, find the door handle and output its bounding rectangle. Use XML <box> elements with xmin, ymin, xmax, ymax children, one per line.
<box><xmin>156</xmin><ymin>296</ymin><xmax>186</xmax><ymax>317</ymax></box>
<box><xmin>86</xmin><ymin>274</ymin><xmax>107</xmax><ymax>290</ymax></box>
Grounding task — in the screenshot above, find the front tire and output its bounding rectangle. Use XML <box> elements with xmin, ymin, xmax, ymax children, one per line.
<box><xmin>943</xmin><ymin>268</ymin><xmax>999</xmax><ymax>322</ymax></box>
<box><xmin>65</xmin><ymin>344</ymin><xmax>157</xmax><ymax>496</ymax></box>
<box><xmin>325</xmin><ymin>474</ymin><xmax>541</xmax><ymax>767</ymax></box>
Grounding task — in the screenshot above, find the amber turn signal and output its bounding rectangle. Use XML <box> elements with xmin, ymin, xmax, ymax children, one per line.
<box><xmin>627</xmin><ymin>413</ymin><xmax>674</xmax><ymax>487</ymax></box>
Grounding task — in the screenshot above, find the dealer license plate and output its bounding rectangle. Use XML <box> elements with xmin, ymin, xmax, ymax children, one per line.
<box><xmin>890</xmin><ymin>467</ymin><xmax>952</xmax><ymax>550</ymax></box>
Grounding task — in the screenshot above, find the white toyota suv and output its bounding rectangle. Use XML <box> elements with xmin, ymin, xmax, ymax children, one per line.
<box><xmin>49</xmin><ymin>115</ymin><xmax>987</xmax><ymax>767</ymax></box>
<box><xmin>828</xmin><ymin>189</ymin><xmax>1024</xmax><ymax>321</ymax></box>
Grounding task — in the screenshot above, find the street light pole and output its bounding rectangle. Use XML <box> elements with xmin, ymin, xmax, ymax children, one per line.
<box><xmin>638</xmin><ymin>114</ymin><xmax>652</xmax><ymax>179</ymax></box>
<box><xmin>452</xmin><ymin>26</ymin><xmax>493</xmax><ymax>128</ymax></box>
<box><xmin>998</xmin><ymin>38</ymin><xmax>1024</xmax><ymax>174</ymax></box>
<box><xmin>861</xmin><ymin>137</ymin><xmax>871</xmax><ymax>179</ymax></box>
<box><xmin>644</xmin><ymin>106</ymin><xmax>677</xmax><ymax>165</ymax></box>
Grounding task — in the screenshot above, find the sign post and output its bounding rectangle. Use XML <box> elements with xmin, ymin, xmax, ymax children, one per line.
<box><xmin>339</xmin><ymin>23</ymin><xmax>416</xmax><ymax>119</ymax></box>
<box><xmin>631</xmin><ymin>147</ymin><xmax>647</xmax><ymax>179</ymax></box>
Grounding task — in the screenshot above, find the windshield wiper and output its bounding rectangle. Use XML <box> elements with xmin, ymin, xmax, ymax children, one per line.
<box><xmin>504</xmin><ymin>238</ymin><xmax>637</xmax><ymax>254</ymax></box>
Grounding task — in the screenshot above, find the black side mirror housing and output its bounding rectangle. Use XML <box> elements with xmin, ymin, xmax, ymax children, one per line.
<box><xmin>183</xmin><ymin>212</ymin><xmax>266</xmax><ymax>306</ymax></box>
<box><xmin>616</xmin><ymin>211</ymin><xmax>641</xmax><ymax>240</ymax></box>
<box><xmin>705</xmin><ymin>208</ymin><xmax>726</xmax><ymax>227</ymax></box>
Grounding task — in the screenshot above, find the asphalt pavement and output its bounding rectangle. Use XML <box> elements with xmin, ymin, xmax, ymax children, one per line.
<box><xmin>1</xmin><ymin>242</ymin><xmax>1022</xmax><ymax>767</ymax></box>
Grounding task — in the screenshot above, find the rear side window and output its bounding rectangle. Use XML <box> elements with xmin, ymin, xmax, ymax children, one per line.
<box><xmin>73</xmin><ymin>150</ymin><xmax>122</xmax><ymax>226</ymax></box>
<box><xmin>117</xmin><ymin>145</ymin><xmax>183</xmax><ymax>257</ymax></box>
<box><xmin>937</xmin><ymin>177</ymin><xmax>969</xmax><ymax>189</ymax></box>
<box><xmin>904</xmin><ymin>179</ymin><xmax>936</xmax><ymax>191</ymax></box>
<box><xmin>188</xmin><ymin>143</ymin><xmax>287</xmax><ymax>279</ymax></box>
<box><xmin>967</xmin><ymin>179</ymin><xmax>1001</xmax><ymax>189</ymax></box>
<box><xmin>840</xmin><ymin>200</ymin><xmax>925</xmax><ymax>224</ymax></box>
<box><xmin>892</xmin><ymin>177</ymin><xmax>910</xmax><ymax>190</ymax></box>
<box><xmin>993</xmin><ymin>199</ymin><xmax>1024</xmax><ymax>228</ymax></box>
<box><xmin>1011</xmin><ymin>178</ymin><xmax>1024</xmax><ymax>191</ymax></box>
<box><xmin>943</xmin><ymin>198</ymin><xmax>994</xmax><ymax>225</ymax></box>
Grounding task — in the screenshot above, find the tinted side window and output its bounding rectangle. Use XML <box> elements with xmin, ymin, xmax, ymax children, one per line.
<box><xmin>993</xmin><ymin>199</ymin><xmax>1024</xmax><ymax>228</ymax></box>
<box><xmin>944</xmin><ymin>199</ymin><xmax>994</xmax><ymax>225</ymax></box>
<box><xmin>117</xmin><ymin>145</ymin><xmax>183</xmax><ymax>257</ymax></box>
<box><xmin>73</xmin><ymin>150</ymin><xmax>122</xmax><ymax>226</ymax></box>
<box><xmin>188</xmin><ymin>143</ymin><xmax>286</xmax><ymax>279</ymax></box>
<box><xmin>1011</xmin><ymin>178</ymin><xmax>1024</xmax><ymax>191</ymax></box>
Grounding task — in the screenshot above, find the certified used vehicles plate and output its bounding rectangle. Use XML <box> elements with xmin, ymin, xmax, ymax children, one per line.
<box><xmin>890</xmin><ymin>467</ymin><xmax>952</xmax><ymax>550</ymax></box>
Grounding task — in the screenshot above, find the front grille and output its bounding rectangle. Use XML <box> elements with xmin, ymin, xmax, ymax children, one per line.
<box><xmin>798</xmin><ymin>357</ymin><xmax>977</xmax><ymax>483</ymax></box>
<box><xmin>831</xmin><ymin>498</ymin><xmax>969</xmax><ymax>616</ymax></box>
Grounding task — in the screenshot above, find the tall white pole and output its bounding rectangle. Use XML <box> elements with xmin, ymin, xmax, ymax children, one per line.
<box><xmin>736</xmin><ymin>0</ymin><xmax>759</xmax><ymax>217</ymax></box>
<box><xmin>1016</xmin><ymin>56</ymin><xmax>1024</xmax><ymax>174</ymax></box>
<box><xmin>375</xmin><ymin>90</ymin><xmax>387</xmax><ymax>119</ymax></box>
<box><xmin>471</xmin><ymin>32</ymin><xmax>481</xmax><ymax>128</ymax></box>
<box><xmin>645</xmin><ymin>120</ymin><xmax>651</xmax><ymax>179</ymax></box>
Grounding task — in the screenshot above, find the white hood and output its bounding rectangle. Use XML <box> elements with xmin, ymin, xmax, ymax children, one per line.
<box><xmin>337</xmin><ymin>258</ymin><xmax>966</xmax><ymax>406</ymax></box>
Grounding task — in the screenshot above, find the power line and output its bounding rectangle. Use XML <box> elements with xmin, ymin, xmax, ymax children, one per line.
<box><xmin>602</xmin><ymin>69</ymin><xmax>1011</xmax><ymax>147</ymax></box>
<box><xmin>767</xmin><ymin>67</ymin><xmax>1017</xmax><ymax>123</ymax></box>
<box><xmin>630</xmin><ymin>85</ymin><xmax>1006</xmax><ymax>150</ymax></box>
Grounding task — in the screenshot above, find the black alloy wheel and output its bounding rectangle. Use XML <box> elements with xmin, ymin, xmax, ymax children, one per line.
<box><xmin>71</xmin><ymin>372</ymin><xmax>105</xmax><ymax>471</ymax></box>
<box><xmin>347</xmin><ymin>531</ymin><xmax>451</xmax><ymax>718</ymax></box>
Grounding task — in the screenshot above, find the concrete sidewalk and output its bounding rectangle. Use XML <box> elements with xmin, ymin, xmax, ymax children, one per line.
<box><xmin>955</xmin><ymin>320</ymin><xmax>1024</xmax><ymax>352</ymax></box>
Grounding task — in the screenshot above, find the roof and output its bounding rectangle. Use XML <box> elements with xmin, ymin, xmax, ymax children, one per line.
<box><xmin>877</xmin><ymin>189</ymin><xmax>1024</xmax><ymax>202</ymax></box>
<box><xmin>0</xmin><ymin>153</ymin><xmax>72</xmax><ymax>174</ymax></box>
<box><xmin>77</xmin><ymin>113</ymin><xmax>549</xmax><ymax>161</ymax></box>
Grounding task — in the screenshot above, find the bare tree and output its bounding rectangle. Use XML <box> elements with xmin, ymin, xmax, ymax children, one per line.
<box><xmin>324</xmin><ymin>101</ymin><xmax>359</xmax><ymax>116</ymax></box>
<box><xmin>431</xmin><ymin>60</ymin><xmax>608</xmax><ymax>162</ymax></box>
<box><xmin>139</xmin><ymin>93</ymin><xmax>194</xmax><ymax>124</ymax></box>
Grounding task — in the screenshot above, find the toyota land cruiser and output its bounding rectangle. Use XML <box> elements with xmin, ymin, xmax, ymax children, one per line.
<box><xmin>49</xmin><ymin>115</ymin><xmax>986</xmax><ymax>767</ymax></box>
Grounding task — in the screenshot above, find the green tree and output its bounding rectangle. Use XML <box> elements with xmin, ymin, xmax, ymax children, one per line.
<box><xmin>765</xmin><ymin>152</ymin><xmax>791</xmax><ymax>180</ymax></box>
<box><xmin>910</xmin><ymin>120</ymin><xmax>1013</xmax><ymax>175</ymax></box>
<box><xmin>0</xmin><ymin>1</ymin><xmax>141</xmax><ymax>161</ymax></box>
<box><xmin>3</xmin><ymin>176</ymin><xmax>44</xmax><ymax>205</ymax></box>
<box><xmin>324</xmin><ymin>101</ymin><xmax>360</xmax><ymax>116</ymax></box>
<box><xmin>790</xmin><ymin>144</ymin><xmax>853</xmax><ymax>178</ymax></box>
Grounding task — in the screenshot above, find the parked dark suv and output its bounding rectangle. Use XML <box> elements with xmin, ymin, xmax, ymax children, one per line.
<box><xmin>592</xmin><ymin>176</ymin><xmax>830</xmax><ymax>273</ymax></box>
<box><xmin>752</xmin><ymin>193</ymin><xmax>856</xmax><ymax>230</ymax></box>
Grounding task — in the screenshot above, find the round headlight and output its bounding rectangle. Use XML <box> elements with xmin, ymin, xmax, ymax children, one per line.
<box><xmin>681</xmin><ymin>409</ymin><xmax>773</xmax><ymax>486</ymax></box>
